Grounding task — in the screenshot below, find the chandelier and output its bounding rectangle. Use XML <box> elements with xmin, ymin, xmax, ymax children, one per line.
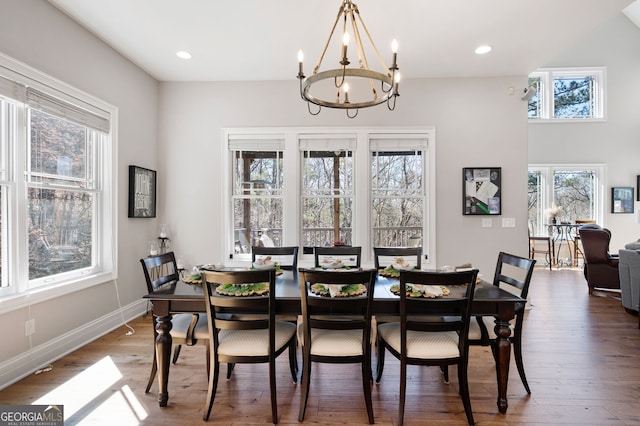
<box><xmin>297</xmin><ymin>0</ymin><xmax>400</xmax><ymax>118</ymax></box>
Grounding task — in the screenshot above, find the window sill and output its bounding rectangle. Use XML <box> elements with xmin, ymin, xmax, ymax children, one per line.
<box><xmin>0</xmin><ymin>270</ymin><xmax>116</xmax><ymax>315</ymax></box>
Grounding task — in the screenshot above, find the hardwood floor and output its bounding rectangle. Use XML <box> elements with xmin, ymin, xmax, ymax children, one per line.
<box><xmin>1</xmin><ymin>267</ymin><xmax>639</xmax><ymax>425</ymax></box>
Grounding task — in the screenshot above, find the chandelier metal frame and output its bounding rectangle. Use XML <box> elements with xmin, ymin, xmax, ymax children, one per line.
<box><xmin>297</xmin><ymin>0</ymin><xmax>400</xmax><ymax>118</ymax></box>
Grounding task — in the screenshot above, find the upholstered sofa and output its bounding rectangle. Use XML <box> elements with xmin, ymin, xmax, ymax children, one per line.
<box><xmin>618</xmin><ymin>240</ymin><xmax>640</xmax><ymax>313</ymax></box>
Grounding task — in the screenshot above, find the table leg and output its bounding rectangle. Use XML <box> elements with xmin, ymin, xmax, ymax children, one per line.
<box><xmin>493</xmin><ymin>317</ymin><xmax>512</xmax><ymax>413</ymax></box>
<box><xmin>155</xmin><ymin>314</ymin><xmax>173</xmax><ymax>407</ymax></box>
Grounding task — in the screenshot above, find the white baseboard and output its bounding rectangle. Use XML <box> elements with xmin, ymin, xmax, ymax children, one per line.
<box><xmin>0</xmin><ymin>299</ymin><xmax>147</xmax><ymax>390</ymax></box>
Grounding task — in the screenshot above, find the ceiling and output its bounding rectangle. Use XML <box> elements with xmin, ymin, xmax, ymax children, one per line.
<box><xmin>48</xmin><ymin>0</ymin><xmax>636</xmax><ymax>82</ymax></box>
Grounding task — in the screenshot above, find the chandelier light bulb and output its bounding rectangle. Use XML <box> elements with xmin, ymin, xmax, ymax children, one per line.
<box><xmin>297</xmin><ymin>50</ymin><xmax>304</xmax><ymax>76</ymax></box>
<box><xmin>343</xmin><ymin>32</ymin><xmax>350</xmax><ymax>46</ymax></box>
<box><xmin>343</xmin><ymin>82</ymin><xmax>350</xmax><ymax>103</ymax></box>
<box><xmin>391</xmin><ymin>39</ymin><xmax>398</xmax><ymax>53</ymax></box>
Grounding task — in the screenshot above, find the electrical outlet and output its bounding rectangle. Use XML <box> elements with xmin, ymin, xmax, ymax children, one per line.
<box><xmin>482</xmin><ymin>218</ymin><xmax>492</xmax><ymax>228</ymax></box>
<box><xmin>25</xmin><ymin>319</ymin><xmax>35</xmax><ymax>336</ymax></box>
<box><xmin>502</xmin><ymin>218</ymin><xmax>516</xmax><ymax>228</ymax></box>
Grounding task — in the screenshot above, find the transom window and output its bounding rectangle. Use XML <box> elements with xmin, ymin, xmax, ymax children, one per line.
<box><xmin>528</xmin><ymin>67</ymin><xmax>606</xmax><ymax>122</ymax></box>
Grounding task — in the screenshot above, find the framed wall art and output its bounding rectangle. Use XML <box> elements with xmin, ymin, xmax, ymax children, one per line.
<box><xmin>463</xmin><ymin>167</ymin><xmax>501</xmax><ymax>215</ymax></box>
<box><xmin>637</xmin><ymin>176</ymin><xmax>640</xmax><ymax>201</ymax></box>
<box><xmin>128</xmin><ymin>165</ymin><xmax>157</xmax><ymax>218</ymax></box>
<box><xmin>611</xmin><ymin>186</ymin><xmax>634</xmax><ymax>214</ymax></box>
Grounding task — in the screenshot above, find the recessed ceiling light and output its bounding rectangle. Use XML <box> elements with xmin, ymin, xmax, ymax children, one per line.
<box><xmin>474</xmin><ymin>45</ymin><xmax>492</xmax><ymax>55</ymax></box>
<box><xmin>176</xmin><ymin>51</ymin><xmax>192</xmax><ymax>59</ymax></box>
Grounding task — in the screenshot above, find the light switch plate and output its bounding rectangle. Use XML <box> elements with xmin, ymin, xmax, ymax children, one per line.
<box><xmin>502</xmin><ymin>218</ymin><xmax>516</xmax><ymax>228</ymax></box>
<box><xmin>482</xmin><ymin>218</ymin><xmax>492</xmax><ymax>228</ymax></box>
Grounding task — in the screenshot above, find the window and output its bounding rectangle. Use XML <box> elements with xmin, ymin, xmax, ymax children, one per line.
<box><xmin>370</xmin><ymin>137</ymin><xmax>426</xmax><ymax>248</ymax></box>
<box><xmin>0</xmin><ymin>56</ymin><xmax>115</xmax><ymax>301</ymax></box>
<box><xmin>224</xmin><ymin>128</ymin><xmax>435</xmax><ymax>265</ymax></box>
<box><xmin>528</xmin><ymin>165</ymin><xmax>604</xmax><ymax>235</ymax></box>
<box><xmin>300</xmin><ymin>136</ymin><xmax>354</xmax><ymax>251</ymax></box>
<box><xmin>230</xmin><ymin>136</ymin><xmax>284</xmax><ymax>253</ymax></box>
<box><xmin>528</xmin><ymin>67</ymin><xmax>606</xmax><ymax>122</ymax></box>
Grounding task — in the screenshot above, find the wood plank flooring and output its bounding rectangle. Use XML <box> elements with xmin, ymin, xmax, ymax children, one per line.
<box><xmin>1</xmin><ymin>267</ymin><xmax>639</xmax><ymax>425</ymax></box>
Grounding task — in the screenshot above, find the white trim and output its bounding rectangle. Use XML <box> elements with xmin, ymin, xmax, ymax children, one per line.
<box><xmin>0</xmin><ymin>299</ymin><xmax>147</xmax><ymax>391</ymax></box>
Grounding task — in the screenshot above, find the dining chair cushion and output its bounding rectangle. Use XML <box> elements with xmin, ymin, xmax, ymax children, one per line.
<box><xmin>467</xmin><ymin>316</ymin><xmax>518</xmax><ymax>341</ymax></box>
<box><xmin>217</xmin><ymin>321</ymin><xmax>296</xmax><ymax>357</ymax></box>
<box><xmin>377</xmin><ymin>322</ymin><xmax>460</xmax><ymax>359</ymax></box>
<box><xmin>305</xmin><ymin>327</ymin><xmax>364</xmax><ymax>357</ymax></box>
<box><xmin>170</xmin><ymin>313</ymin><xmax>209</xmax><ymax>343</ymax></box>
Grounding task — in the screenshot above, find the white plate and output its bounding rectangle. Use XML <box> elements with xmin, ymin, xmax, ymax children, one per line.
<box><xmin>392</xmin><ymin>263</ymin><xmax>415</xmax><ymax>271</ymax></box>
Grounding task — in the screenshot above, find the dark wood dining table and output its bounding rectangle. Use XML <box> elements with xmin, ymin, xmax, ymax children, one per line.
<box><xmin>143</xmin><ymin>269</ymin><xmax>525</xmax><ymax>414</ymax></box>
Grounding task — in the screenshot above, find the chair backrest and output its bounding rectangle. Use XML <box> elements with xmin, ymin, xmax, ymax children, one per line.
<box><xmin>201</xmin><ymin>269</ymin><xmax>277</xmax><ymax>343</ymax></box>
<box><xmin>398</xmin><ymin>270</ymin><xmax>478</xmax><ymax>354</ymax></box>
<box><xmin>314</xmin><ymin>246</ymin><xmax>362</xmax><ymax>268</ymax></box>
<box><xmin>298</xmin><ymin>268</ymin><xmax>376</xmax><ymax>336</ymax></box>
<box><xmin>373</xmin><ymin>246</ymin><xmax>422</xmax><ymax>270</ymax></box>
<box><xmin>492</xmin><ymin>252</ymin><xmax>536</xmax><ymax>301</ymax></box>
<box><xmin>579</xmin><ymin>224</ymin><xmax>613</xmax><ymax>263</ymax></box>
<box><xmin>140</xmin><ymin>251</ymin><xmax>180</xmax><ymax>293</ymax></box>
<box><xmin>251</xmin><ymin>246</ymin><xmax>299</xmax><ymax>270</ymax></box>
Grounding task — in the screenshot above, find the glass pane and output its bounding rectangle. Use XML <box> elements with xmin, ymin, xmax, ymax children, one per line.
<box><xmin>372</xmin><ymin>150</ymin><xmax>423</xmax><ymax>247</ymax></box>
<box><xmin>554</xmin><ymin>76</ymin><xmax>594</xmax><ymax>118</ymax></box>
<box><xmin>0</xmin><ymin>186</ymin><xmax>5</xmax><ymax>287</ymax></box>
<box><xmin>30</xmin><ymin>109</ymin><xmax>90</xmax><ymax>182</ymax></box>
<box><xmin>553</xmin><ymin>170</ymin><xmax>595</xmax><ymax>221</ymax></box>
<box><xmin>302</xmin><ymin>150</ymin><xmax>353</xmax><ymax>250</ymax></box>
<box><xmin>527</xmin><ymin>77</ymin><xmax>542</xmax><ymax>120</ymax></box>
<box><xmin>527</xmin><ymin>170</ymin><xmax>543</xmax><ymax>234</ymax></box>
<box><xmin>233</xmin><ymin>151</ymin><xmax>282</xmax><ymax>195</ymax></box>
<box><xmin>302</xmin><ymin>197</ymin><xmax>352</xmax><ymax>247</ymax></box>
<box><xmin>233</xmin><ymin>198</ymin><xmax>283</xmax><ymax>253</ymax></box>
<box><xmin>28</xmin><ymin>188</ymin><xmax>93</xmax><ymax>279</ymax></box>
<box><xmin>303</xmin><ymin>151</ymin><xmax>353</xmax><ymax>196</ymax></box>
<box><xmin>372</xmin><ymin>197</ymin><xmax>422</xmax><ymax>247</ymax></box>
<box><xmin>371</xmin><ymin>151</ymin><xmax>422</xmax><ymax>195</ymax></box>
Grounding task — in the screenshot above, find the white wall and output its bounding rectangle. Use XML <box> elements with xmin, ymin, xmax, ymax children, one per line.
<box><xmin>159</xmin><ymin>76</ymin><xmax>530</xmax><ymax>275</ymax></box>
<box><xmin>529</xmin><ymin>13</ymin><xmax>640</xmax><ymax>251</ymax></box>
<box><xmin>0</xmin><ymin>1</ymin><xmax>159</xmax><ymax>387</ymax></box>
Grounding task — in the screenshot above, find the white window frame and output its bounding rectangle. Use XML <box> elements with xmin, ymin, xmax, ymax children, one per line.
<box><xmin>222</xmin><ymin>127</ymin><xmax>436</xmax><ymax>268</ymax></box>
<box><xmin>0</xmin><ymin>53</ymin><xmax>117</xmax><ymax>311</ymax></box>
<box><xmin>529</xmin><ymin>67</ymin><xmax>606</xmax><ymax>123</ymax></box>
<box><xmin>528</xmin><ymin>164</ymin><xmax>605</xmax><ymax>236</ymax></box>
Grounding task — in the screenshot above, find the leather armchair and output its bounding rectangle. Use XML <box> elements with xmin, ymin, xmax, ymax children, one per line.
<box><xmin>578</xmin><ymin>224</ymin><xmax>620</xmax><ymax>294</ymax></box>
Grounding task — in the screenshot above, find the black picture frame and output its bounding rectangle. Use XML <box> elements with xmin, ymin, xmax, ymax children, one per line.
<box><xmin>128</xmin><ymin>165</ymin><xmax>157</xmax><ymax>218</ymax></box>
<box><xmin>611</xmin><ymin>187</ymin><xmax>634</xmax><ymax>214</ymax></box>
<box><xmin>463</xmin><ymin>167</ymin><xmax>501</xmax><ymax>215</ymax></box>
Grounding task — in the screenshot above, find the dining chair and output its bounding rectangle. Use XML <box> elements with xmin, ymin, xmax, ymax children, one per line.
<box><xmin>139</xmin><ymin>252</ymin><xmax>209</xmax><ymax>393</ymax></box>
<box><xmin>252</xmin><ymin>246</ymin><xmax>299</xmax><ymax>270</ymax></box>
<box><xmin>375</xmin><ymin>269</ymin><xmax>478</xmax><ymax>426</ymax></box>
<box><xmin>466</xmin><ymin>252</ymin><xmax>535</xmax><ymax>394</ymax></box>
<box><xmin>297</xmin><ymin>268</ymin><xmax>377</xmax><ymax>424</ymax></box>
<box><xmin>313</xmin><ymin>246</ymin><xmax>362</xmax><ymax>268</ymax></box>
<box><xmin>528</xmin><ymin>222</ymin><xmax>553</xmax><ymax>270</ymax></box>
<box><xmin>373</xmin><ymin>246</ymin><xmax>422</xmax><ymax>271</ymax></box>
<box><xmin>201</xmin><ymin>269</ymin><xmax>297</xmax><ymax>423</ymax></box>
<box><xmin>572</xmin><ymin>219</ymin><xmax>596</xmax><ymax>267</ymax></box>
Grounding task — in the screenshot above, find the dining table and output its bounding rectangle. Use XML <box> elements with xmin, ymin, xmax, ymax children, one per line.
<box><xmin>143</xmin><ymin>268</ymin><xmax>526</xmax><ymax>414</ymax></box>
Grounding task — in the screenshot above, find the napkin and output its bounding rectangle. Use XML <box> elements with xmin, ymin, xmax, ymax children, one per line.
<box><xmin>327</xmin><ymin>284</ymin><xmax>345</xmax><ymax>297</ymax></box>
<box><xmin>411</xmin><ymin>284</ymin><xmax>443</xmax><ymax>297</ymax></box>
